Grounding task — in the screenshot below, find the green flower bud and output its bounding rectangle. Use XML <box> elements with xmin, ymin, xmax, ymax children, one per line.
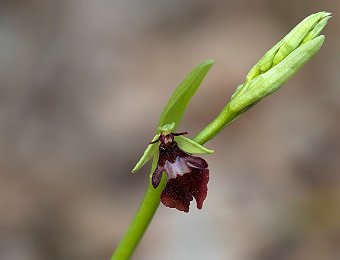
<box><xmin>195</xmin><ymin>11</ymin><xmax>331</xmax><ymax>144</ymax></box>
<box><xmin>229</xmin><ymin>36</ymin><xmax>325</xmax><ymax>113</ymax></box>
<box><xmin>245</xmin><ymin>12</ymin><xmax>331</xmax><ymax>82</ymax></box>
<box><xmin>229</xmin><ymin>12</ymin><xmax>331</xmax><ymax>114</ymax></box>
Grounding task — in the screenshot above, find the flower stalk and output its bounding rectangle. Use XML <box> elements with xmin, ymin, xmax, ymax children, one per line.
<box><xmin>111</xmin><ymin>11</ymin><xmax>330</xmax><ymax>260</ymax></box>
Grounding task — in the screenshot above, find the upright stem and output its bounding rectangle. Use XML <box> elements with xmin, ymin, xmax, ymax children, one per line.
<box><xmin>111</xmin><ymin>177</ymin><xmax>166</xmax><ymax>260</ymax></box>
<box><xmin>111</xmin><ymin>105</ymin><xmax>237</xmax><ymax>260</ymax></box>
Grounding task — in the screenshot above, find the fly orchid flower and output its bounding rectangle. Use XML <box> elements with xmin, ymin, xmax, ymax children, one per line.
<box><xmin>132</xmin><ymin>123</ymin><xmax>213</xmax><ymax>212</ymax></box>
<box><xmin>151</xmin><ymin>131</ymin><xmax>209</xmax><ymax>212</ymax></box>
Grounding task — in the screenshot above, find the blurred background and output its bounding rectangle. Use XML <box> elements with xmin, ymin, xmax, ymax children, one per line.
<box><xmin>0</xmin><ymin>1</ymin><xmax>339</xmax><ymax>260</ymax></box>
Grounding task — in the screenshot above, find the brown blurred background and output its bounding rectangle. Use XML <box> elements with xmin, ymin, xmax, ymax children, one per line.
<box><xmin>0</xmin><ymin>1</ymin><xmax>339</xmax><ymax>260</ymax></box>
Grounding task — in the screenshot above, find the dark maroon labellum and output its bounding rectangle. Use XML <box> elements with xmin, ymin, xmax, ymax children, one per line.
<box><xmin>151</xmin><ymin>132</ymin><xmax>209</xmax><ymax>212</ymax></box>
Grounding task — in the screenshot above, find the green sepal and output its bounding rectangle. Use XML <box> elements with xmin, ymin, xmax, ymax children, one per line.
<box><xmin>157</xmin><ymin>59</ymin><xmax>214</xmax><ymax>130</ymax></box>
<box><xmin>131</xmin><ymin>134</ymin><xmax>160</xmax><ymax>173</ymax></box>
<box><xmin>176</xmin><ymin>135</ymin><xmax>214</xmax><ymax>154</ymax></box>
<box><xmin>149</xmin><ymin>148</ymin><xmax>160</xmax><ymax>179</ymax></box>
<box><xmin>157</xmin><ymin>122</ymin><xmax>175</xmax><ymax>135</ymax></box>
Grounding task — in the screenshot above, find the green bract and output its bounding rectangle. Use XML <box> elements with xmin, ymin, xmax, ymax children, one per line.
<box><xmin>158</xmin><ymin>59</ymin><xmax>214</xmax><ymax>130</ymax></box>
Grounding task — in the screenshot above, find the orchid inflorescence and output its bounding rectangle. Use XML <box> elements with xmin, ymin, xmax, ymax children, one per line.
<box><xmin>112</xmin><ymin>12</ymin><xmax>331</xmax><ymax>260</ymax></box>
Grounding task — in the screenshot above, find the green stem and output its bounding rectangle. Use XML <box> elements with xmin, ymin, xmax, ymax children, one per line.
<box><xmin>193</xmin><ymin>104</ymin><xmax>238</xmax><ymax>144</ymax></box>
<box><xmin>111</xmin><ymin>105</ymin><xmax>236</xmax><ymax>260</ymax></box>
<box><xmin>111</xmin><ymin>176</ymin><xmax>166</xmax><ymax>260</ymax></box>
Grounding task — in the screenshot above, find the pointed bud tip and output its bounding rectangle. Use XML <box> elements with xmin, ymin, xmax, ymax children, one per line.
<box><xmin>320</xmin><ymin>11</ymin><xmax>332</xmax><ymax>22</ymax></box>
<box><xmin>202</xmin><ymin>59</ymin><xmax>215</xmax><ymax>65</ymax></box>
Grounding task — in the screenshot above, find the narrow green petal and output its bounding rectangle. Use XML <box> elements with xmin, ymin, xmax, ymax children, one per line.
<box><xmin>131</xmin><ymin>134</ymin><xmax>160</xmax><ymax>173</ymax></box>
<box><xmin>175</xmin><ymin>135</ymin><xmax>214</xmax><ymax>154</ymax></box>
<box><xmin>157</xmin><ymin>59</ymin><xmax>214</xmax><ymax>130</ymax></box>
